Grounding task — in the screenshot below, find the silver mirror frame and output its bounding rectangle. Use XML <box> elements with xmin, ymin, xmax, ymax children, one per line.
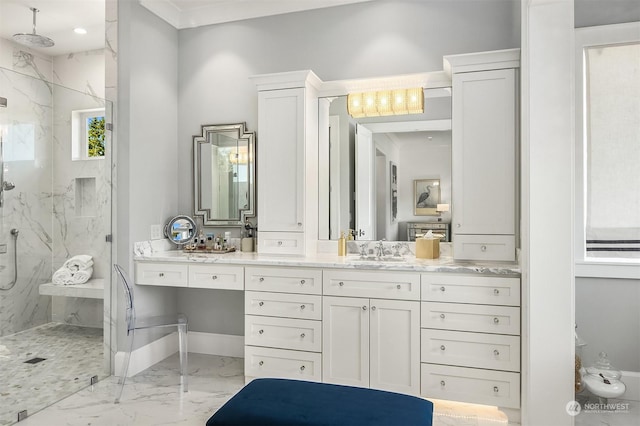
<box><xmin>193</xmin><ymin>122</ymin><xmax>256</xmax><ymax>227</ymax></box>
<box><xmin>164</xmin><ymin>215</ymin><xmax>198</xmax><ymax>246</ymax></box>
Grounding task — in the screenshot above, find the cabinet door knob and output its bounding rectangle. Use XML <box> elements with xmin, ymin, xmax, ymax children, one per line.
<box><xmin>494</xmin><ymin>288</ymin><xmax>500</xmax><ymax>295</ymax></box>
<box><xmin>211</xmin><ymin>275</ymin><xmax>217</xmax><ymax>280</ymax></box>
<box><xmin>362</xmin><ymin>306</ymin><xmax>367</xmax><ymax>311</ymax></box>
<box><xmin>339</xmin><ymin>281</ymin><xmax>344</xmax><ymax>286</ymax></box>
<box><xmin>159</xmin><ymin>272</ymin><xmax>164</xmax><ymax>277</ymax></box>
<box><xmin>277</xmin><ymin>241</ymin><xmax>283</xmax><ymax>246</ymax></box>
<box><xmin>258</xmin><ymin>301</ymin><xmax>264</xmax><ymax>307</ymax></box>
<box><xmin>493</xmin><ymin>386</ymin><xmax>499</xmax><ymax>393</ymax></box>
<box><xmin>440</xmin><ymin>286</ymin><xmax>446</xmax><ymax>292</ymax></box>
<box><xmin>439</xmin><ymin>313</ymin><xmax>446</xmax><ymax>319</ymax></box>
<box><xmin>300</xmin><ymin>304</ymin><xmax>306</xmax><ymax>310</ymax></box>
<box><xmin>396</xmin><ymin>284</ymin><xmax>401</xmax><ymax>290</ymax></box>
<box><xmin>300</xmin><ymin>365</ymin><xmax>306</xmax><ymax>371</ymax></box>
<box><xmin>259</xmin><ymin>277</ymin><xmax>264</xmax><ymax>282</ymax></box>
<box><xmin>300</xmin><ymin>333</ymin><xmax>306</xmax><ymax>338</ymax></box>
<box><xmin>440</xmin><ymin>380</ymin><xmax>446</xmax><ymax>387</ymax></box>
<box><xmin>258</xmin><ymin>329</ymin><xmax>264</xmax><ymax>334</ymax></box>
<box><xmin>481</xmin><ymin>245</ymin><xmax>487</xmax><ymax>252</ymax></box>
<box><xmin>371</xmin><ymin>306</ymin><xmax>376</xmax><ymax>311</ymax></box>
<box><xmin>259</xmin><ymin>360</ymin><xmax>264</xmax><ymax>366</ymax></box>
<box><xmin>300</xmin><ymin>279</ymin><xmax>305</xmax><ymax>284</ymax></box>
<box><xmin>297</xmin><ymin>222</ymin><xmax>302</xmax><ymax>226</ymax></box>
<box><xmin>440</xmin><ymin>345</ymin><xmax>446</xmax><ymax>351</ymax></box>
<box><xmin>456</xmin><ymin>223</ymin><xmax>461</xmax><ymax>228</ymax></box>
<box><xmin>494</xmin><ymin>349</ymin><xmax>500</xmax><ymax>357</ymax></box>
<box><xmin>493</xmin><ymin>317</ymin><xmax>500</xmax><ymax>324</ymax></box>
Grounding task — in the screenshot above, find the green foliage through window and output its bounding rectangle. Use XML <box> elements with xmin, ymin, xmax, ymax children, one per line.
<box><xmin>87</xmin><ymin>116</ymin><xmax>105</xmax><ymax>157</ymax></box>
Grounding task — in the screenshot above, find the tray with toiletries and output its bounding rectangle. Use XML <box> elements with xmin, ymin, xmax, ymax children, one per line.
<box><xmin>183</xmin><ymin>246</ymin><xmax>236</xmax><ymax>254</ymax></box>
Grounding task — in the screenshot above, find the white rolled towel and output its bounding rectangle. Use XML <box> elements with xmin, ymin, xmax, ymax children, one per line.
<box><xmin>52</xmin><ymin>267</ymin><xmax>74</xmax><ymax>285</ymax></box>
<box><xmin>63</xmin><ymin>255</ymin><xmax>94</xmax><ymax>272</ymax></box>
<box><xmin>72</xmin><ymin>267</ymin><xmax>93</xmax><ymax>284</ymax></box>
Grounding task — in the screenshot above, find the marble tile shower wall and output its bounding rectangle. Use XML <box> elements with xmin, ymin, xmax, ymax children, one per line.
<box><xmin>0</xmin><ymin>39</ymin><xmax>108</xmax><ymax>336</ymax></box>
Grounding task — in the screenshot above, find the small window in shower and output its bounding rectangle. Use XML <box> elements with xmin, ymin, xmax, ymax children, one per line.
<box><xmin>72</xmin><ymin>108</ymin><xmax>105</xmax><ymax>161</ymax></box>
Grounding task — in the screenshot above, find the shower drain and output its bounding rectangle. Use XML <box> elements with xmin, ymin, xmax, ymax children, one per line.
<box><xmin>23</xmin><ymin>357</ymin><xmax>46</xmax><ymax>364</ymax></box>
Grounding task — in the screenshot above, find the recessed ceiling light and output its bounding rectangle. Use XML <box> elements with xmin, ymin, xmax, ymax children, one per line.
<box><xmin>74</xmin><ymin>28</ymin><xmax>87</xmax><ymax>35</ymax></box>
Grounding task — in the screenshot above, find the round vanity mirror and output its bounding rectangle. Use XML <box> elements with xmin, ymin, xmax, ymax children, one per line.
<box><xmin>164</xmin><ymin>215</ymin><xmax>197</xmax><ymax>246</ymax></box>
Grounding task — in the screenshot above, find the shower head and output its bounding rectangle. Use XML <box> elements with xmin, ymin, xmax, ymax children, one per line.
<box><xmin>12</xmin><ymin>8</ymin><xmax>54</xmax><ymax>48</ymax></box>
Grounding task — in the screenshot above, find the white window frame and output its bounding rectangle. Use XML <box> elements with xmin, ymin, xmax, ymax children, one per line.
<box><xmin>574</xmin><ymin>22</ymin><xmax>640</xmax><ymax>279</ymax></box>
<box><xmin>72</xmin><ymin>108</ymin><xmax>105</xmax><ymax>161</ymax></box>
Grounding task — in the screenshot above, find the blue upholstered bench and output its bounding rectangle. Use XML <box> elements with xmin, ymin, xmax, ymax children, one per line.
<box><xmin>206</xmin><ymin>378</ymin><xmax>433</xmax><ymax>426</ymax></box>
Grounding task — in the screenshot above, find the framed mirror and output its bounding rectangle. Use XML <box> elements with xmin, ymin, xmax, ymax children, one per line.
<box><xmin>164</xmin><ymin>215</ymin><xmax>197</xmax><ymax>246</ymax></box>
<box><xmin>318</xmin><ymin>88</ymin><xmax>452</xmax><ymax>242</ymax></box>
<box><xmin>194</xmin><ymin>123</ymin><xmax>255</xmax><ymax>226</ymax></box>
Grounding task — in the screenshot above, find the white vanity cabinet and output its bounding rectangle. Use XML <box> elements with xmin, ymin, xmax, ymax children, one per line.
<box><xmin>252</xmin><ymin>71</ymin><xmax>321</xmax><ymax>255</ymax></box>
<box><xmin>244</xmin><ymin>266</ymin><xmax>323</xmax><ymax>382</ymax></box>
<box><xmin>420</xmin><ymin>273</ymin><xmax>521</xmax><ymax>409</ymax></box>
<box><xmin>135</xmin><ymin>262</ymin><xmax>243</xmax><ymax>290</ymax></box>
<box><xmin>446</xmin><ymin>49</ymin><xmax>520</xmax><ymax>262</ymax></box>
<box><xmin>322</xmin><ymin>271</ymin><xmax>421</xmax><ymax>395</ymax></box>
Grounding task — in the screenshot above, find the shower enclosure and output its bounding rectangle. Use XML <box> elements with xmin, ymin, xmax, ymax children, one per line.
<box><xmin>0</xmin><ymin>65</ymin><xmax>112</xmax><ymax>424</ymax></box>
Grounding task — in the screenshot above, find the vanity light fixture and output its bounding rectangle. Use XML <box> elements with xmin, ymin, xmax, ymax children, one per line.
<box><xmin>347</xmin><ymin>87</ymin><xmax>423</xmax><ymax>118</ymax></box>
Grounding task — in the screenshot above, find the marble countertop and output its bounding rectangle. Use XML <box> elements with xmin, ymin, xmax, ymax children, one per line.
<box><xmin>133</xmin><ymin>249</ymin><xmax>521</xmax><ymax>276</ymax></box>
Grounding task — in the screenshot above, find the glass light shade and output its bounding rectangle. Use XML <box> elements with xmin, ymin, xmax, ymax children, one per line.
<box><xmin>347</xmin><ymin>88</ymin><xmax>424</xmax><ymax>117</ymax></box>
<box><xmin>406</xmin><ymin>87</ymin><xmax>424</xmax><ymax>114</ymax></box>
<box><xmin>362</xmin><ymin>92</ymin><xmax>378</xmax><ymax>116</ymax></box>
<box><xmin>347</xmin><ymin>93</ymin><xmax>364</xmax><ymax>118</ymax></box>
<box><xmin>376</xmin><ymin>90</ymin><xmax>393</xmax><ymax>115</ymax></box>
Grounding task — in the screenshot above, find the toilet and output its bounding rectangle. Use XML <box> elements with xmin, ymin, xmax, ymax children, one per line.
<box><xmin>582</xmin><ymin>352</ymin><xmax>626</xmax><ymax>403</ymax></box>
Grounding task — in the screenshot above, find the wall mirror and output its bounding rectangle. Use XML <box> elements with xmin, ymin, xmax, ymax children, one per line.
<box><xmin>194</xmin><ymin>123</ymin><xmax>255</xmax><ymax>226</ymax></box>
<box><xmin>164</xmin><ymin>215</ymin><xmax>197</xmax><ymax>246</ymax></box>
<box><xmin>318</xmin><ymin>88</ymin><xmax>452</xmax><ymax>242</ymax></box>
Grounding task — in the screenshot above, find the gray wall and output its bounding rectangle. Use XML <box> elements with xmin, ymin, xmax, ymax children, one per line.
<box><xmin>176</xmin><ymin>0</ymin><xmax>520</xmax><ymax>335</ymax></box>
<box><xmin>573</xmin><ymin>2</ymin><xmax>640</xmax><ymax>373</ymax></box>
<box><xmin>117</xmin><ymin>0</ymin><xmax>181</xmax><ymax>347</ymax></box>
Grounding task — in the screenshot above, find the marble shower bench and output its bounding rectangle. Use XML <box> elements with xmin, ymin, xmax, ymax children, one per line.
<box><xmin>39</xmin><ymin>278</ymin><xmax>105</xmax><ymax>299</ymax></box>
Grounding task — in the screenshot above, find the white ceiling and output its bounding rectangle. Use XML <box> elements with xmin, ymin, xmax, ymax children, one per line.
<box><xmin>0</xmin><ymin>0</ymin><xmax>373</xmax><ymax>57</ymax></box>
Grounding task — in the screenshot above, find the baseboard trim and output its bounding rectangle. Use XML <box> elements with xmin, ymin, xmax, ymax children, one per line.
<box><xmin>114</xmin><ymin>332</ymin><xmax>244</xmax><ymax>377</ymax></box>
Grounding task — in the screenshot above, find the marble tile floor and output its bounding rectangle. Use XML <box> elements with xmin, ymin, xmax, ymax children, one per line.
<box><xmin>0</xmin><ymin>323</ymin><xmax>104</xmax><ymax>426</ymax></box>
<box><xmin>16</xmin><ymin>352</ymin><xmax>520</xmax><ymax>426</ymax></box>
<box><xmin>574</xmin><ymin>395</ymin><xmax>639</xmax><ymax>426</ymax></box>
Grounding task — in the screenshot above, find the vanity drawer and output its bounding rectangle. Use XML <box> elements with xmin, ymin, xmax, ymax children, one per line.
<box><xmin>257</xmin><ymin>231</ymin><xmax>304</xmax><ymax>255</ymax></box>
<box><xmin>323</xmin><ymin>270</ymin><xmax>420</xmax><ymax>300</ymax></box>
<box><xmin>421</xmin><ymin>329</ymin><xmax>520</xmax><ymax>372</ymax></box>
<box><xmin>245</xmin><ymin>291</ymin><xmax>321</xmax><ymax>320</ymax></box>
<box><xmin>421</xmin><ymin>302</ymin><xmax>520</xmax><ymax>335</ymax></box>
<box><xmin>188</xmin><ymin>265</ymin><xmax>244</xmax><ymax>290</ymax></box>
<box><xmin>245</xmin><ymin>315</ymin><xmax>321</xmax><ymax>352</ymax></box>
<box><xmin>245</xmin><ymin>267</ymin><xmax>322</xmax><ymax>295</ymax></box>
<box><xmin>453</xmin><ymin>235</ymin><xmax>515</xmax><ymax>262</ymax></box>
<box><xmin>421</xmin><ymin>274</ymin><xmax>520</xmax><ymax>306</ymax></box>
<box><xmin>244</xmin><ymin>346</ymin><xmax>322</xmax><ymax>382</ymax></box>
<box><xmin>421</xmin><ymin>364</ymin><xmax>520</xmax><ymax>409</ymax></box>
<box><xmin>135</xmin><ymin>262</ymin><xmax>188</xmax><ymax>287</ymax></box>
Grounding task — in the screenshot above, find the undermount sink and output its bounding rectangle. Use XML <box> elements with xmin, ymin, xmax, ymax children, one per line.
<box><xmin>351</xmin><ymin>256</ymin><xmax>406</xmax><ymax>262</ymax></box>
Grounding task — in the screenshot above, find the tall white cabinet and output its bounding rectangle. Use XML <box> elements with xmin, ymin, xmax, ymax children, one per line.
<box><xmin>252</xmin><ymin>71</ymin><xmax>321</xmax><ymax>255</ymax></box>
<box><xmin>445</xmin><ymin>49</ymin><xmax>520</xmax><ymax>261</ymax></box>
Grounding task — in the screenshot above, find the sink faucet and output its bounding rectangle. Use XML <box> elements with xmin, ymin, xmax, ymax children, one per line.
<box><xmin>358</xmin><ymin>243</ymin><xmax>368</xmax><ymax>259</ymax></box>
<box><xmin>376</xmin><ymin>240</ymin><xmax>385</xmax><ymax>258</ymax></box>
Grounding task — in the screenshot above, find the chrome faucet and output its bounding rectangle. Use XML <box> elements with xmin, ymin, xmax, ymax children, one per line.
<box><xmin>376</xmin><ymin>240</ymin><xmax>385</xmax><ymax>258</ymax></box>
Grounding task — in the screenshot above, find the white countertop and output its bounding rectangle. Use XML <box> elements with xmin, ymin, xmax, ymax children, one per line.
<box><xmin>133</xmin><ymin>250</ymin><xmax>521</xmax><ymax>276</ymax></box>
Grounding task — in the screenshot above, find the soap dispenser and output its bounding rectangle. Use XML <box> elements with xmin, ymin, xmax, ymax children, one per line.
<box><xmin>338</xmin><ymin>231</ymin><xmax>347</xmax><ymax>256</ymax></box>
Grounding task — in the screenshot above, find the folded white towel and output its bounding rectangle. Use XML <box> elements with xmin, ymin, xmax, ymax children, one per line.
<box><xmin>63</xmin><ymin>255</ymin><xmax>94</xmax><ymax>272</ymax></box>
<box><xmin>52</xmin><ymin>266</ymin><xmax>93</xmax><ymax>285</ymax></box>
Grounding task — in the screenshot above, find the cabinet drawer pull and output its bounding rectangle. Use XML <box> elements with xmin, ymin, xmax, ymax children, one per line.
<box><xmin>440</xmin><ymin>286</ymin><xmax>446</xmax><ymax>292</ymax></box>
<box><xmin>258</xmin><ymin>301</ymin><xmax>264</xmax><ymax>307</ymax></box>
<box><xmin>371</xmin><ymin>306</ymin><xmax>376</xmax><ymax>311</ymax></box>
<box><xmin>481</xmin><ymin>245</ymin><xmax>487</xmax><ymax>252</ymax></box>
<box><xmin>493</xmin><ymin>386</ymin><xmax>499</xmax><ymax>393</ymax></box>
<box><xmin>300</xmin><ymin>304</ymin><xmax>306</xmax><ymax>310</ymax></box>
<box><xmin>439</xmin><ymin>313</ymin><xmax>445</xmax><ymax>319</ymax></box>
<box><xmin>258</xmin><ymin>329</ymin><xmax>264</xmax><ymax>334</ymax></box>
<box><xmin>338</xmin><ymin>281</ymin><xmax>344</xmax><ymax>286</ymax></box>
<box><xmin>159</xmin><ymin>272</ymin><xmax>164</xmax><ymax>277</ymax></box>
<box><xmin>493</xmin><ymin>317</ymin><xmax>500</xmax><ymax>324</ymax></box>
<box><xmin>494</xmin><ymin>349</ymin><xmax>500</xmax><ymax>357</ymax></box>
<box><xmin>362</xmin><ymin>306</ymin><xmax>367</xmax><ymax>311</ymax></box>
<box><xmin>396</xmin><ymin>284</ymin><xmax>401</xmax><ymax>290</ymax></box>
<box><xmin>440</xmin><ymin>345</ymin><xmax>446</xmax><ymax>351</ymax></box>
<box><xmin>297</xmin><ymin>222</ymin><xmax>302</xmax><ymax>226</ymax></box>
<box><xmin>440</xmin><ymin>380</ymin><xmax>446</xmax><ymax>387</ymax></box>
<box><xmin>456</xmin><ymin>223</ymin><xmax>461</xmax><ymax>228</ymax></box>
<box><xmin>494</xmin><ymin>288</ymin><xmax>500</xmax><ymax>295</ymax></box>
<box><xmin>300</xmin><ymin>279</ymin><xmax>305</xmax><ymax>284</ymax></box>
<box><xmin>259</xmin><ymin>277</ymin><xmax>264</xmax><ymax>282</ymax></box>
<box><xmin>211</xmin><ymin>275</ymin><xmax>218</xmax><ymax>280</ymax></box>
<box><xmin>300</xmin><ymin>333</ymin><xmax>306</xmax><ymax>339</ymax></box>
<box><xmin>300</xmin><ymin>365</ymin><xmax>305</xmax><ymax>371</ymax></box>
<box><xmin>259</xmin><ymin>361</ymin><xmax>264</xmax><ymax>366</ymax></box>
